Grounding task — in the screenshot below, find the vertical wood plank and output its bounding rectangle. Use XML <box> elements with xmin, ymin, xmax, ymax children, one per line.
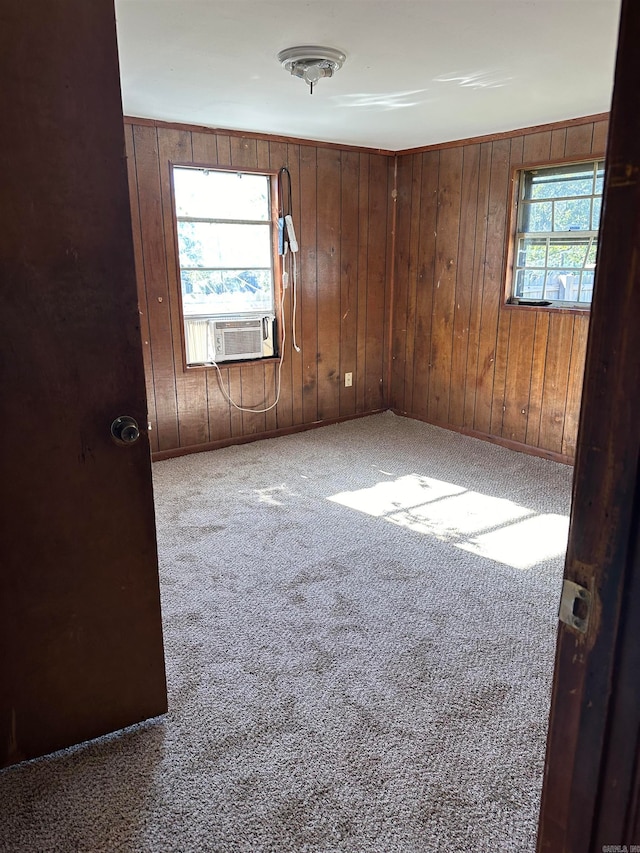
<box><xmin>561</xmin><ymin>315</ymin><xmax>589</xmax><ymax>458</ymax></box>
<box><xmin>550</xmin><ymin>128</ymin><xmax>567</xmax><ymax>160</ymax></box>
<box><xmin>216</xmin><ymin>135</ymin><xmax>232</xmax><ymax>167</ymax></box>
<box><xmin>230</xmin><ymin>136</ymin><xmax>258</xmax><ymax>170</ymax></box>
<box><xmin>489</xmin><ymin>312</ymin><xmax>512</xmax><ymax>436</ymax></box>
<box><xmin>390</xmin><ymin>153</ymin><xmax>412</xmax><ymax>410</ymax></box>
<box><xmin>364</xmin><ymin>154</ymin><xmax>388</xmax><ymax>411</ymax></box>
<box><xmin>490</xmin><ymin>135</ymin><xmax>523</xmax><ymax>437</ymax></box>
<box><xmin>356</xmin><ymin>153</ymin><xmax>371</xmax><ymax>414</ymax></box>
<box><xmin>411</xmin><ymin>150</ymin><xmax>439</xmax><ymax>418</ymax></box>
<box><xmin>339</xmin><ymin>151</ymin><xmax>359</xmax><ymax>416</ymax></box>
<box><xmin>132</xmin><ymin>124</ymin><xmax>179</xmax><ymax>451</ymax></box>
<box><xmin>125</xmin><ymin>124</ymin><xmax>159</xmax><ymax>452</ymax></box>
<box><xmin>592</xmin><ymin>120</ymin><xmax>609</xmax><ymax>154</ymax></box>
<box><xmin>538</xmin><ymin>313</ymin><xmax>574</xmax><ymax>453</ymax></box>
<box><xmin>448</xmin><ymin>143</ymin><xmax>480</xmax><ymax>427</ymax></box>
<box><xmin>315</xmin><ymin>147</ymin><xmax>342</xmax><ymax>420</ymax></box>
<box><xmin>502</xmin><ymin>310</ymin><xmax>536</xmax><ymax>444</ymax></box>
<box><xmin>206</xmin><ymin>368</ymin><xmax>232</xmax><ymax>442</ymax></box>
<box><xmin>239</xmin><ymin>364</ymin><xmax>267</xmax><ymax>435</ymax></box>
<box><xmin>427</xmin><ymin>146</ymin><xmax>463</xmax><ymax>423</ymax></box>
<box><xmin>525</xmin><ymin>311</ymin><xmax>550</xmax><ymax>448</ymax></box>
<box><xmin>299</xmin><ymin>145</ymin><xmax>319</xmax><ymax>423</ymax></box>
<box><xmin>463</xmin><ymin>141</ymin><xmax>492</xmax><ymax>429</ymax></box>
<box><xmin>382</xmin><ymin>156</ymin><xmax>396</xmax><ymax>409</ymax></box>
<box><xmin>191</xmin><ymin>130</ymin><xmax>217</xmax><ymax>164</ymax></box>
<box><xmin>473</xmin><ymin>139</ymin><xmax>511</xmax><ymax>434</ymax></box>
<box><xmin>228</xmin><ymin>368</ymin><xmax>244</xmax><ymax>438</ymax></box>
<box><xmin>402</xmin><ymin>154</ymin><xmax>424</xmax><ymax>415</ymax></box>
<box><xmin>564</xmin><ymin>123</ymin><xmax>595</xmax><ymax>159</ymax></box>
<box><xmin>523</xmin><ymin>130</ymin><xmax>552</xmax><ymax>164</ymax></box>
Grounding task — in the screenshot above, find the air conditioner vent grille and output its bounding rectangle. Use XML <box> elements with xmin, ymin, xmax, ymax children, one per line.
<box><xmin>222</xmin><ymin>327</ymin><xmax>262</xmax><ymax>356</ymax></box>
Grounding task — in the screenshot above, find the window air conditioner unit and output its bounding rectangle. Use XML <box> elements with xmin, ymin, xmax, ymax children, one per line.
<box><xmin>211</xmin><ymin>316</ymin><xmax>275</xmax><ymax>363</ymax></box>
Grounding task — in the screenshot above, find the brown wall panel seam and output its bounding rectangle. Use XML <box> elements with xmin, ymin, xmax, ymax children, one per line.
<box><xmin>130</xmin><ymin>127</ymin><xmax>160</xmax><ymax>444</ymax></box>
<box><xmin>445</xmin><ymin>149</ymin><xmax>465</xmax><ymax>424</ymax></box>
<box><xmin>154</xmin><ymin>126</ymin><xmax>181</xmax><ymax>447</ymax></box>
<box><xmin>472</xmin><ymin>143</ymin><xmax>493</xmax><ymax>430</ymax></box>
<box><xmin>524</xmin><ymin>312</ymin><xmax>538</xmax><ymax>443</ymax></box>
<box><xmin>426</xmin><ymin>150</ymin><xmax>442</xmax><ymax>415</ymax></box>
<box><xmin>386</xmin><ymin>156</ymin><xmax>398</xmax><ymax>406</ymax></box>
<box><xmin>558</xmin><ymin>318</ymin><xmax>577</xmax><ymax>457</ymax></box>
<box><xmin>364</xmin><ymin>156</ymin><xmax>371</xmax><ymax>413</ymax></box>
<box><xmin>462</xmin><ymin>145</ymin><xmax>482</xmax><ymax>428</ymax></box>
<box><xmin>406</xmin><ymin>154</ymin><xmax>422</xmax><ymax>414</ymax></box>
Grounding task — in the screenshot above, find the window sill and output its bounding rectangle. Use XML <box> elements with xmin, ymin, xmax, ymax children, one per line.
<box><xmin>185</xmin><ymin>356</ymin><xmax>281</xmax><ymax>372</ymax></box>
<box><xmin>503</xmin><ymin>301</ymin><xmax>590</xmax><ymax>317</ymax></box>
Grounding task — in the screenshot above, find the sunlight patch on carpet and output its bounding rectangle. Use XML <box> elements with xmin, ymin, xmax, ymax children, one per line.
<box><xmin>328</xmin><ymin>473</ymin><xmax>569</xmax><ymax>570</ymax></box>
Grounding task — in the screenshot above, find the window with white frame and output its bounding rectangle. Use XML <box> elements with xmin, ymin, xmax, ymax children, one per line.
<box><xmin>511</xmin><ymin>159</ymin><xmax>604</xmax><ymax>308</ymax></box>
<box><xmin>172</xmin><ymin>166</ymin><xmax>277</xmax><ymax>365</ymax></box>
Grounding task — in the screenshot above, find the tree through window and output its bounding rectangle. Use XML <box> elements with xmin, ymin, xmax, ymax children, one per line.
<box><xmin>510</xmin><ymin>159</ymin><xmax>604</xmax><ymax>308</ymax></box>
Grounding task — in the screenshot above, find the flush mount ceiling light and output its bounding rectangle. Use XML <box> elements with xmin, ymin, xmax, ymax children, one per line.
<box><xmin>277</xmin><ymin>46</ymin><xmax>346</xmax><ymax>94</ymax></box>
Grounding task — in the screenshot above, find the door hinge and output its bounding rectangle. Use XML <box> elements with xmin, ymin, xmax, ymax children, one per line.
<box><xmin>559</xmin><ymin>579</ymin><xmax>591</xmax><ymax>634</ymax></box>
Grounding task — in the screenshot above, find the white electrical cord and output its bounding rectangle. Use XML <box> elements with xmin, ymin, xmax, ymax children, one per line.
<box><xmin>283</xmin><ymin>214</ymin><xmax>301</xmax><ymax>354</ymax></box>
<box><xmin>291</xmin><ymin>251</ymin><xmax>301</xmax><ymax>353</ymax></box>
<box><xmin>211</xmin><ymin>282</ymin><xmax>286</xmax><ymax>413</ymax></box>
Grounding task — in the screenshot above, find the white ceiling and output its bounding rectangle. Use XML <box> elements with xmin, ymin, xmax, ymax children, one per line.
<box><xmin>115</xmin><ymin>0</ymin><xmax>621</xmax><ymax>152</ymax></box>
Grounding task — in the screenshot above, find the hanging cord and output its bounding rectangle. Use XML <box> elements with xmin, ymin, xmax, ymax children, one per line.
<box><xmin>211</xmin><ymin>284</ymin><xmax>286</xmax><ymax>413</ymax></box>
<box><xmin>291</xmin><ymin>251</ymin><xmax>300</xmax><ymax>353</ymax></box>
<box><xmin>210</xmin><ymin>166</ymin><xmax>299</xmax><ymax>413</ymax></box>
<box><xmin>278</xmin><ymin>167</ymin><xmax>301</xmax><ymax>353</ymax></box>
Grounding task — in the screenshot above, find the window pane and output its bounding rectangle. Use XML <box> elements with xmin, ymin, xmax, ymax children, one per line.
<box><xmin>178</xmin><ymin>222</ymin><xmax>272</xmax><ymax>268</ymax></box>
<box><xmin>592</xmin><ymin>196</ymin><xmax>602</xmax><ymax>229</ymax></box>
<box><xmin>586</xmin><ymin>242</ymin><xmax>597</xmax><ymax>267</ymax></box>
<box><xmin>579</xmin><ymin>270</ymin><xmax>595</xmax><ymax>303</ymax></box>
<box><xmin>518</xmin><ymin>237</ymin><xmax>546</xmax><ymax>267</ymax></box>
<box><xmin>522</xmin><ymin>201</ymin><xmax>552</xmax><ymax>232</ymax></box>
<box><xmin>173</xmin><ymin>168</ymin><xmax>270</xmax><ymax>221</ymax></box>
<box><xmin>528</xmin><ymin>162</ymin><xmax>595</xmax><ymax>200</ymax></box>
<box><xmin>547</xmin><ymin>238</ymin><xmax>590</xmax><ymax>268</ymax></box>
<box><xmin>515</xmin><ymin>269</ymin><xmax>545</xmax><ymax>299</ymax></box>
<box><xmin>181</xmin><ymin>269</ymin><xmax>273</xmax><ymax>315</ymax></box>
<box><xmin>545</xmin><ymin>270</ymin><xmax>581</xmax><ymax>302</ymax></box>
<box><xmin>553</xmin><ymin>198</ymin><xmax>591</xmax><ymax>231</ymax></box>
<box><xmin>595</xmin><ymin>164</ymin><xmax>605</xmax><ymax>195</ymax></box>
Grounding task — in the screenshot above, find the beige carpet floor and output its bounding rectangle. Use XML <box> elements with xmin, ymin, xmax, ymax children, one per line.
<box><xmin>0</xmin><ymin>412</ymin><xmax>572</xmax><ymax>852</ymax></box>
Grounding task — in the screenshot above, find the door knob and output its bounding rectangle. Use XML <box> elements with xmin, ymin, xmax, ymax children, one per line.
<box><xmin>111</xmin><ymin>416</ymin><xmax>140</xmax><ymax>445</ymax></box>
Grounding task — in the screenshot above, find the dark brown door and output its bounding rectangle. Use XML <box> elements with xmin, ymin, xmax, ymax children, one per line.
<box><xmin>0</xmin><ymin>1</ymin><xmax>167</xmax><ymax>767</ymax></box>
<box><xmin>537</xmin><ymin>0</ymin><xmax>640</xmax><ymax>848</ymax></box>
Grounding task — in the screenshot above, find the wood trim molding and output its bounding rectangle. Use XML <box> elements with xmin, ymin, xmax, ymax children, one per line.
<box><xmin>396</xmin><ymin>113</ymin><xmax>610</xmax><ymax>157</ymax></box>
<box><xmin>123</xmin><ymin>116</ymin><xmax>396</xmax><ymax>157</ymax></box>
<box><xmin>391</xmin><ymin>410</ymin><xmax>575</xmax><ymax>465</ymax></box>
<box><xmin>151</xmin><ymin>410</ymin><xmax>387</xmax><ymax>461</ymax></box>
<box><xmin>124</xmin><ymin>113</ymin><xmax>609</xmax><ymax>159</ymax></box>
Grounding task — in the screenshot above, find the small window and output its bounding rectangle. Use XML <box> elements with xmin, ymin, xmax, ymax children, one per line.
<box><xmin>510</xmin><ymin>159</ymin><xmax>604</xmax><ymax>308</ymax></box>
<box><xmin>172</xmin><ymin>166</ymin><xmax>278</xmax><ymax>365</ymax></box>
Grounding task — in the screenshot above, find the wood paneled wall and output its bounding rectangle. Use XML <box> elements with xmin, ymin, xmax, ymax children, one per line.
<box><xmin>124</xmin><ymin>120</ymin><xmax>391</xmax><ymax>455</ymax></box>
<box><xmin>391</xmin><ymin>116</ymin><xmax>609</xmax><ymax>462</ymax></box>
